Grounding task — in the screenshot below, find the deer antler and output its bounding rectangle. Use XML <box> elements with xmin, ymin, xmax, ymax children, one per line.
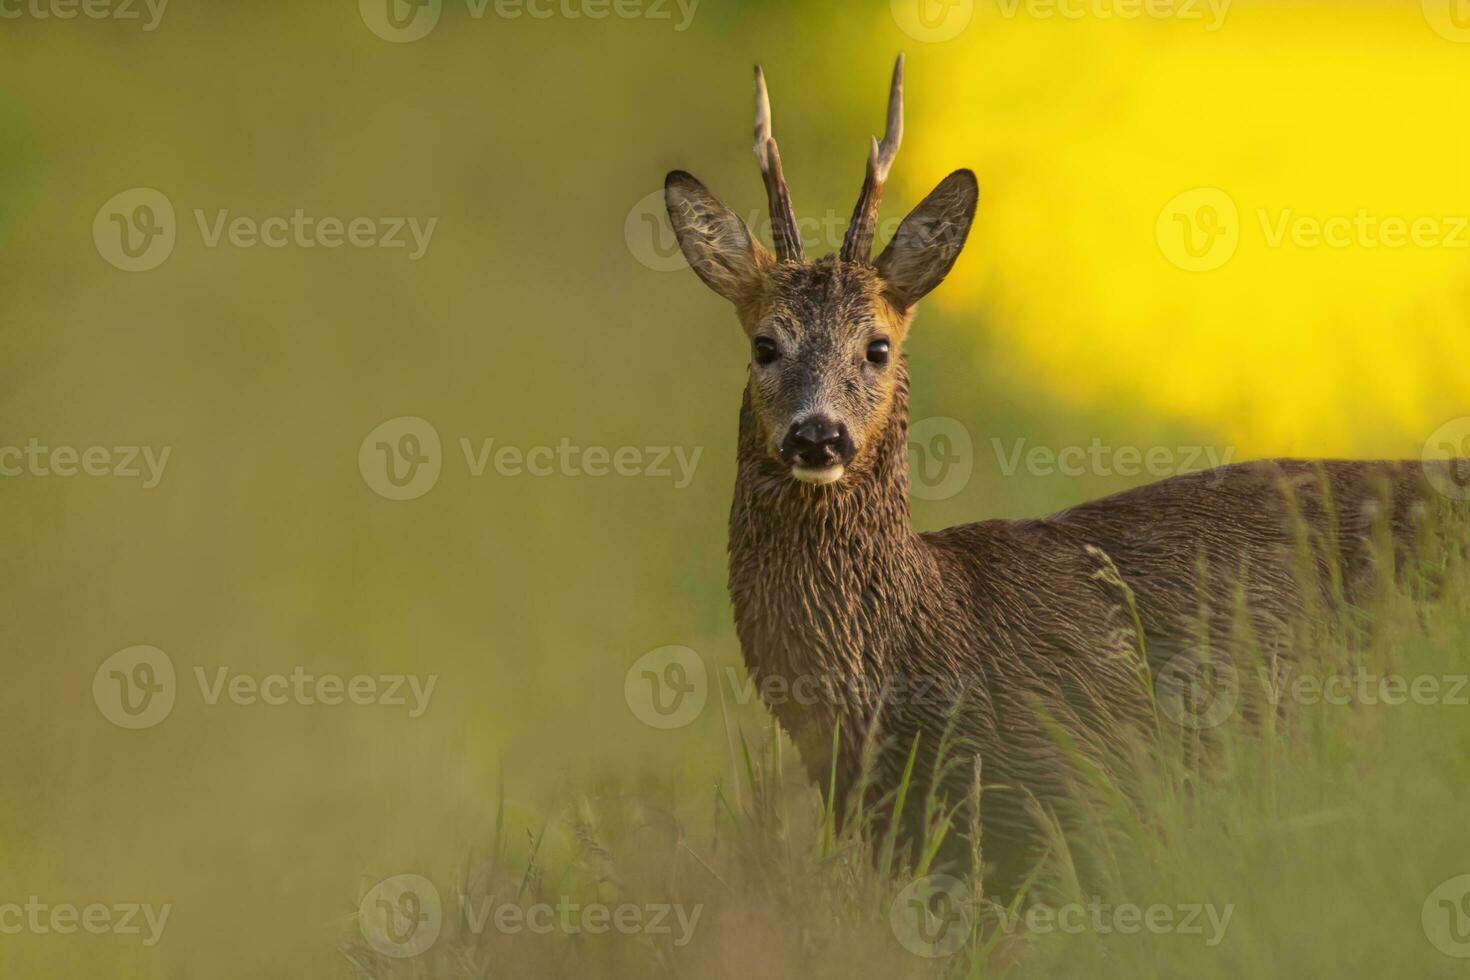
<box><xmin>754</xmin><ymin>65</ymin><xmax>804</xmax><ymax>263</ymax></box>
<box><xmin>841</xmin><ymin>54</ymin><xmax>905</xmax><ymax>264</ymax></box>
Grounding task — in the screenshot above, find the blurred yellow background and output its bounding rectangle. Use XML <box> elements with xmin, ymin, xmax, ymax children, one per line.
<box><xmin>1</xmin><ymin>0</ymin><xmax>1468</xmax><ymax>976</ymax></box>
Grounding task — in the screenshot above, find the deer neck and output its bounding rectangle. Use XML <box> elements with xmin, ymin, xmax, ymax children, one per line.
<box><xmin>728</xmin><ymin>361</ymin><xmax>932</xmax><ymax>692</ymax></box>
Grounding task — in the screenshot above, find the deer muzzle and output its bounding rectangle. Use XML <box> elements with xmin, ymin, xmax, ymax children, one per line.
<box><xmin>782</xmin><ymin>415</ymin><xmax>854</xmax><ymax>484</ymax></box>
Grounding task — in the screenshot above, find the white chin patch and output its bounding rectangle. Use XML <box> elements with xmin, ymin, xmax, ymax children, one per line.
<box><xmin>791</xmin><ymin>464</ymin><xmax>845</xmax><ymax>486</ymax></box>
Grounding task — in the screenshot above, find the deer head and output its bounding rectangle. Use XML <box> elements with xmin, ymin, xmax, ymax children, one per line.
<box><xmin>665</xmin><ymin>54</ymin><xmax>977</xmax><ymax>487</ymax></box>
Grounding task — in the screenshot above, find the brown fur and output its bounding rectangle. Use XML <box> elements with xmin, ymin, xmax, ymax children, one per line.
<box><xmin>729</xmin><ymin>350</ymin><xmax>1450</xmax><ymax>886</ymax></box>
<box><xmin>663</xmin><ymin>65</ymin><xmax>1461</xmax><ymax>891</ymax></box>
<box><xmin>729</xmin><ymin>358</ymin><xmax>1158</xmax><ymax>887</ymax></box>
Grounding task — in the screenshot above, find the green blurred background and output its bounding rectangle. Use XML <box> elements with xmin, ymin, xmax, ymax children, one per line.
<box><xmin>2</xmin><ymin>0</ymin><xmax>1469</xmax><ymax>976</ymax></box>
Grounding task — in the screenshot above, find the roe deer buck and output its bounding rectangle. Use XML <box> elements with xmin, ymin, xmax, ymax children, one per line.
<box><xmin>663</xmin><ymin>55</ymin><xmax>1462</xmax><ymax>891</ymax></box>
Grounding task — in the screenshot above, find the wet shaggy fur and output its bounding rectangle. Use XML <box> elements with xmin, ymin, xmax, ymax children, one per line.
<box><xmin>664</xmin><ymin>141</ymin><xmax>1457</xmax><ymax>892</ymax></box>
<box><xmin>730</xmin><ymin>362</ymin><xmax>1155</xmax><ymax>888</ymax></box>
<box><xmin>728</xmin><ymin>354</ymin><xmax>1455</xmax><ymax>891</ymax></box>
<box><xmin>741</xmin><ymin>260</ymin><xmax>905</xmax><ymax>465</ymax></box>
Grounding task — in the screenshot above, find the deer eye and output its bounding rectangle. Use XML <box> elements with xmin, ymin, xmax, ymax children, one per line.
<box><xmin>866</xmin><ymin>338</ymin><xmax>891</xmax><ymax>366</ymax></box>
<box><xmin>753</xmin><ymin>336</ymin><xmax>780</xmax><ymax>366</ymax></box>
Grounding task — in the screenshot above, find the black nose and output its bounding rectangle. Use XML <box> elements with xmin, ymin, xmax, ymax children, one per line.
<box><xmin>783</xmin><ymin>416</ymin><xmax>850</xmax><ymax>468</ymax></box>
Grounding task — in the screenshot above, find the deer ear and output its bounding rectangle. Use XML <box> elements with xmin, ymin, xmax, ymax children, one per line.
<box><xmin>875</xmin><ymin>169</ymin><xmax>978</xmax><ymax>311</ymax></box>
<box><xmin>665</xmin><ymin>171</ymin><xmax>773</xmax><ymax>307</ymax></box>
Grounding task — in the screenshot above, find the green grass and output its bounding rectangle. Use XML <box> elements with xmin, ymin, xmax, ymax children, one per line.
<box><xmin>7</xmin><ymin>9</ymin><xmax>1470</xmax><ymax>979</ymax></box>
<box><xmin>341</xmin><ymin>514</ymin><xmax>1470</xmax><ymax>979</ymax></box>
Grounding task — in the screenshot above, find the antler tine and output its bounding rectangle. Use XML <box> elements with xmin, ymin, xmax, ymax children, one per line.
<box><xmin>754</xmin><ymin>64</ymin><xmax>773</xmax><ymax>166</ymax></box>
<box><xmin>876</xmin><ymin>52</ymin><xmax>905</xmax><ymax>180</ymax></box>
<box><xmin>754</xmin><ymin>65</ymin><xmax>804</xmax><ymax>263</ymax></box>
<box><xmin>841</xmin><ymin>53</ymin><xmax>905</xmax><ymax>264</ymax></box>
